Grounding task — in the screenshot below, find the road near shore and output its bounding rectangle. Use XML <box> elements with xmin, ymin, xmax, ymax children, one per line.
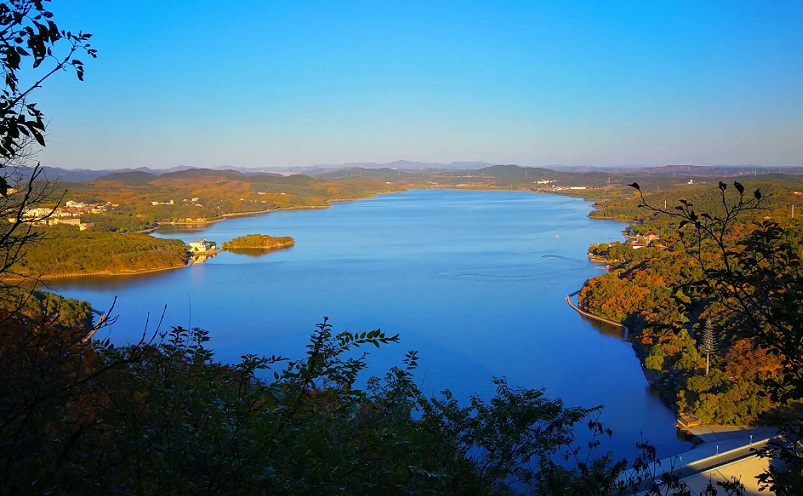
<box><xmin>633</xmin><ymin>426</ymin><xmax>778</xmax><ymax>495</ymax></box>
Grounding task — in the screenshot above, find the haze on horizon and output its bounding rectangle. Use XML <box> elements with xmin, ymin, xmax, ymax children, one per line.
<box><xmin>34</xmin><ymin>1</ymin><xmax>803</xmax><ymax>171</ymax></box>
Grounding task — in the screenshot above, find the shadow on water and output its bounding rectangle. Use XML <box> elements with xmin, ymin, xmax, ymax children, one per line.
<box><xmin>643</xmin><ymin>385</ymin><xmax>700</xmax><ymax>445</ymax></box>
<box><xmin>581</xmin><ymin>314</ymin><xmax>627</xmax><ymax>340</ymax></box>
<box><xmin>152</xmin><ymin>225</ymin><xmax>210</xmax><ymax>235</ymax></box>
<box><xmin>579</xmin><ymin>315</ymin><xmax>697</xmax><ymax>448</ymax></box>
<box><xmin>675</xmin><ymin>425</ymin><xmax>701</xmax><ymax>445</ymax></box>
<box><xmin>225</xmin><ymin>248</ymin><xmax>276</xmax><ymax>258</ymax></box>
<box><xmin>39</xmin><ymin>269</ymin><xmax>184</xmax><ymax>292</ymax></box>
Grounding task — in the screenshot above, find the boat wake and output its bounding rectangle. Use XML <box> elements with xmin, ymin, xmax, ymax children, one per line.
<box><xmin>440</xmin><ymin>256</ymin><xmax>585</xmax><ymax>281</ymax></box>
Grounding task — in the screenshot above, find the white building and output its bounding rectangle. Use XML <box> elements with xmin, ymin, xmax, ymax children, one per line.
<box><xmin>188</xmin><ymin>239</ymin><xmax>211</xmax><ymax>253</ymax></box>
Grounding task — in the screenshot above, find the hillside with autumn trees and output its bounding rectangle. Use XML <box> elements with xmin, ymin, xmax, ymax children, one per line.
<box><xmin>58</xmin><ymin>169</ymin><xmax>407</xmax><ymax>232</ymax></box>
<box><xmin>579</xmin><ymin>179</ymin><xmax>803</xmax><ymax>426</ymax></box>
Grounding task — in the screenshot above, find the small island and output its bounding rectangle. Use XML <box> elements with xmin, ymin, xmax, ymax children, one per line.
<box><xmin>222</xmin><ymin>234</ymin><xmax>295</xmax><ymax>251</ymax></box>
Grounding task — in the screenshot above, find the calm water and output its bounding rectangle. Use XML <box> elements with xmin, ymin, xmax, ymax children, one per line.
<box><xmin>48</xmin><ymin>189</ymin><xmax>690</xmax><ymax>458</ymax></box>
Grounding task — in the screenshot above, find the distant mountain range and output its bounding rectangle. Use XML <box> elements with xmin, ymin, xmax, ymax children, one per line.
<box><xmin>272</xmin><ymin>161</ymin><xmax>499</xmax><ymax>175</ymax></box>
<box><xmin>8</xmin><ymin>162</ymin><xmax>803</xmax><ymax>183</ymax></box>
<box><xmin>7</xmin><ymin>161</ymin><xmax>495</xmax><ymax>182</ymax></box>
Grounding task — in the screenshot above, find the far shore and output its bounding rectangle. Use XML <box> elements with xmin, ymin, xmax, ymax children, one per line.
<box><xmin>157</xmin><ymin>190</ymin><xmax>402</xmax><ymax>229</ymax></box>
<box><xmin>160</xmin><ymin>203</ymin><xmax>345</xmax><ymax>228</ymax></box>
<box><xmin>155</xmin><ymin>187</ymin><xmax>616</xmax><ymax>230</ymax></box>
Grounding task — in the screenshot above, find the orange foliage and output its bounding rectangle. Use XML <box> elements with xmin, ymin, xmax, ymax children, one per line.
<box><xmin>724</xmin><ymin>339</ymin><xmax>783</xmax><ymax>380</ymax></box>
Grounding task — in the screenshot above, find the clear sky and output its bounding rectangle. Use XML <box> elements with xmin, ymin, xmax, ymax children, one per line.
<box><xmin>32</xmin><ymin>1</ymin><xmax>803</xmax><ymax>170</ymax></box>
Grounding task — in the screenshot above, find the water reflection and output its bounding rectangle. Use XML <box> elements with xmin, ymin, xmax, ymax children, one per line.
<box><xmin>582</xmin><ymin>316</ymin><xmax>627</xmax><ymax>340</ymax></box>
<box><xmin>225</xmin><ymin>247</ymin><xmax>287</xmax><ymax>258</ymax></box>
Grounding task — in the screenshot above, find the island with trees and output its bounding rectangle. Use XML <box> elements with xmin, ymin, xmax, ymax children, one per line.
<box><xmin>222</xmin><ymin>233</ymin><xmax>295</xmax><ymax>251</ymax></box>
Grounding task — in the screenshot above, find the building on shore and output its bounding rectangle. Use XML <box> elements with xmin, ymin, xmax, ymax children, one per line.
<box><xmin>188</xmin><ymin>239</ymin><xmax>212</xmax><ymax>253</ymax></box>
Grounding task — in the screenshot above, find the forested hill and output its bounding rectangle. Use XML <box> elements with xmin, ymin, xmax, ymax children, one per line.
<box><xmin>579</xmin><ymin>179</ymin><xmax>803</xmax><ymax>426</ymax></box>
<box><xmin>587</xmin><ymin>178</ymin><xmax>803</xmax><ymax>222</ymax></box>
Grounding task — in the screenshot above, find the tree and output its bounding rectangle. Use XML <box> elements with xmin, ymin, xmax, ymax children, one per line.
<box><xmin>700</xmin><ymin>320</ymin><xmax>718</xmax><ymax>376</ymax></box>
<box><xmin>0</xmin><ymin>4</ymin><xmax>118</xmax><ymax>493</ymax></box>
<box><xmin>0</xmin><ymin>0</ymin><xmax>96</xmax><ymax>164</ymax></box>
<box><xmin>0</xmin><ymin>0</ymin><xmax>95</xmax><ymax>291</ymax></box>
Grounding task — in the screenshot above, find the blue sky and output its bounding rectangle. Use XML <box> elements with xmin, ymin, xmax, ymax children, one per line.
<box><xmin>32</xmin><ymin>1</ymin><xmax>803</xmax><ymax>169</ymax></box>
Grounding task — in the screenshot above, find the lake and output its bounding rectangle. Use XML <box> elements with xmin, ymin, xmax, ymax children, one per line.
<box><xmin>48</xmin><ymin>189</ymin><xmax>691</xmax><ymax>459</ymax></box>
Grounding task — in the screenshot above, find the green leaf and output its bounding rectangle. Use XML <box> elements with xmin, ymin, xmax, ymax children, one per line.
<box><xmin>32</xmin><ymin>129</ymin><xmax>45</xmax><ymax>146</ymax></box>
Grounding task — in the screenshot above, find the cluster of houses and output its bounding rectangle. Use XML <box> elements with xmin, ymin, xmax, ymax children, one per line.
<box><xmin>532</xmin><ymin>180</ymin><xmax>589</xmax><ymax>191</ymax></box>
<box><xmin>151</xmin><ymin>198</ymin><xmax>204</xmax><ymax>207</ymax></box>
<box><xmin>12</xmin><ymin>200</ymin><xmax>115</xmax><ymax>231</ymax></box>
<box><xmin>588</xmin><ymin>231</ymin><xmax>666</xmax><ymax>265</ymax></box>
<box><xmin>551</xmin><ymin>186</ymin><xmax>587</xmax><ymax>191</ymax></box>
<box><xmin>630</xmin><ymin>231</ymin><xmax>661</xmax><ymax>249</ymax></box>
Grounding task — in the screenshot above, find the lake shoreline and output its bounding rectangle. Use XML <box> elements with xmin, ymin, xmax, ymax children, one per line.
<box><xmin>20</xmin><ymin>188</ymin><xmax>616</xmax><ymax>281</ymax></box>
<box><xmin>18</xmin><ymin>199</ymin><xmax>381</xmax><ymax>281</ymax></box>
<box><xmin>163</xmin><ymin>205</ymin><xmax>331</xmax><ymax>228</ymax></box>
<box><xmin>160</xmin><ymin>190</ymin><xmax>402</xmax><ymax>228</ymax></box>
<box><xmin>5</xmin><ymin>262</ymin><xmax>190</xmax><ymax>282</ymax></box>
<box><xmin>9</xmin><ymin>187</ymin><xmax>617</xmax><ymax>284</ymax></box>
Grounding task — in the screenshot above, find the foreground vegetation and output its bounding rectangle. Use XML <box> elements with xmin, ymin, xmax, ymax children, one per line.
<box><xmin>2</xmin><ymin>303</ymin><xmax>751</xmax><ymax>495</ymax></box>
